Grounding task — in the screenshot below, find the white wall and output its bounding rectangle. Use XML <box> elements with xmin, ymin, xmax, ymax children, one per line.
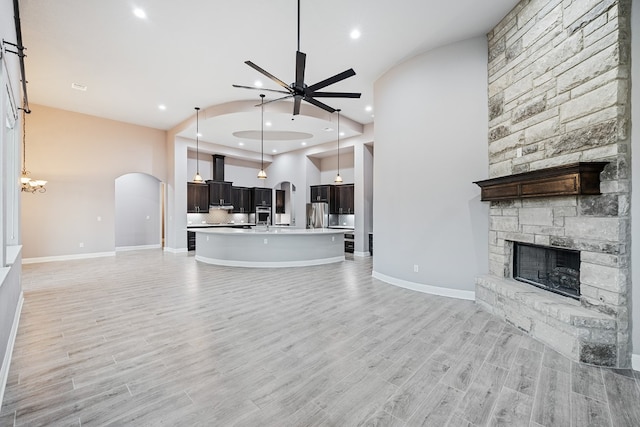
<box><xmin>372</xmin><ymin>37</ymin><xmax>489</xmax><ymax>295</ymax></box>
<box><xmin>21</xmin><ymin>105</ymin><xmax>167</xmax><ymax>260</ymax></box>
<box><xmin>319</xmin><ymin>152</ymin><xmax>355</xmax><ymax>184</ymax></box>
<box><xmin>631</xmin><ymin>0</ymin><xmax>640</xmax><ymax>368</ymax></box>
<box><xmin>115</xmin><ymin>173</ymin><xmax>161</xmax><ymax>249</ymax></box>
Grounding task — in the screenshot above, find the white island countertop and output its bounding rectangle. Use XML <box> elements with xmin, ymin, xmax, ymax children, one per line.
<box><xmin>193</xmin><ymin>227</ymin><xmax>347</xmax><ymax>267</ymax></box>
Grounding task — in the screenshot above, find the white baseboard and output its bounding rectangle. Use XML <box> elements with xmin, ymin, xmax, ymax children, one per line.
<box><xmin>0</xmin><ymin>292</ymin><xmax>23</xmax><ymax>408</ymax></box>
<box><xmin>633</xmin><ymin>353</ymin><xmax>640</xmax><ymax>372</ymax></box>
<box><xmin>163</xmin><ymin>247</ymin><xmax>188</xmax><ymax>254</ymax></box>
<box><xmin>115</xmin><ymin>244</ymin><xmax>161</xmax><ymax>252</ymax></box>
<box><xmin>22</xmin><ymin>251</ymin><xmax>116</xmax><ymax>264</ymax></box>
<box><xmin>353</xmin><ymin>251</ymin><xmax>371</xmax><ymax>257</ymax></box>
<box><xmin>372</xmin><ymin>270</ymin><xmax>475</xmax><ymax>301</ymax></box>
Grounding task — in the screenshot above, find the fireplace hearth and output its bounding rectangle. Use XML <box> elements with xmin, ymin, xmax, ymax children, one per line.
<box><xmin>513</xmin><ymin>243</ymin><xmax>580</xmax><ymax>300</ymax></box>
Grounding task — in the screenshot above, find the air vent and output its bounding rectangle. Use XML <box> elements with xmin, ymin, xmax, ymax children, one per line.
<box><xmin>71</xmin><ymin>83</ymin><xmax>87</xmax><ymax>91</ymax></box>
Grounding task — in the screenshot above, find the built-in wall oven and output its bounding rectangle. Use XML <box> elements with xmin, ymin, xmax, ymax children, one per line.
<box><xmin>256</xmin><ymin>207</ymin><xmax>271</xmax><ymax>225</ymax></box>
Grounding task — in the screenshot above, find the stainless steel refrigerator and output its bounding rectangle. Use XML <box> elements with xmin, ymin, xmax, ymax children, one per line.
<box><xmin>306</xmin><ymin>202</ymin><xmax>329</xmax><ymax>229</ymax></box>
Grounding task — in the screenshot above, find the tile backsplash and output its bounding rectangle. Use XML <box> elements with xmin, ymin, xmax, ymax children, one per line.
<box><xmin>187</xmin><ymin>211</ymin><xmax>251</xmax><ymax>225</ymax></box>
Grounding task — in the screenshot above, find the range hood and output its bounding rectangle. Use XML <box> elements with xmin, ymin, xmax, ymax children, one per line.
<box><xmin>209</xmin><ymin>154</ymin><xmax>234</xmax><ymax>210</ymax></box>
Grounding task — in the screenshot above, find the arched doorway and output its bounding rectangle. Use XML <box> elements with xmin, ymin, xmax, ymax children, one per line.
<box><xmin>273</xmin><ymin>181</ymin><xmax>296</xmax><ymax>226</ymax></box>
<box><xmin>115</xmin><ymin>173</ymin><xmax>164</xmax><ymax>251</ymax></box>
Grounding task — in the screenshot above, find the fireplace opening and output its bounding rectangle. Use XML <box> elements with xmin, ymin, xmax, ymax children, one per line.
<box><xmin>513</xmin><ymin>242</ymin><xmax>580</xmax><ymax>299</ymax></box>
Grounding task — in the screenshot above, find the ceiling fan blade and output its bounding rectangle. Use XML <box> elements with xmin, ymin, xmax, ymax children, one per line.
<box><xmin>293</xmin><ymin>97</ymin><xmax>302</xmax><ymax>115</ymax></box>
<box><xmin>232</xmin><ymin>84</ymin><xmax>290</xmax><ymax>95</ymax></box>
<box><xmin>295</xmin><ymin>51</ymin><xmax>306</xmax><ymax>89</ymax></box>
<box><xmin>303</xmin><ymin>96</ymin><xmax>336</xmax><ymax>113</ymax></box>
<box><xmin>306</xmin><ymin>69</ymin><xmax>356</xmax><ymax>92</ymax></box>
<box><xmin>255</xmin><ymin>95</ymin><xmax>293</xmax><ymax>107</ymax></box>
<box><xmin>307</xmin><ymin>91</ymin><xmax>361</xmax><ymax>98</ymax></box>
<box><xmin>244</xmin><ymin>61</ymin><xmax>292</xmax><ymax>92</ymax></box>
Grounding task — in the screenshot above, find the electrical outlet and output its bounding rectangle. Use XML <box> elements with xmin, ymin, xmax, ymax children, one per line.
<box><xmin>79</xmin><ymin>242</ymin><xmax>84</xmax><ymax>248</ymax></box>
<box><xmin>97</xmin><ymin>216</ymin><xmax>102</xmax><ymax>222</ymax></box>
<box><xmin>413</xmin><ymin>264</ymin><xmax>419</xmax><ymax>272</ymax></box>
<box><xmin>516</xmin><ymin>147</ymin><xmax>523</xmax><ymax>157</ymax></box>
<box><xmin>206</xmin><ymin>236</ymin><xmax>209</xmax><ymax>241</ymax></box>
<box><xmin>264</xmin><ymin>238</ymin><xmax>268</xmax><ymax>244</ymax></box>
<box><xmin>146</xmin><ymin>215</ymin><xmax>150</xmax><ymax>220</ymax></box>
<box><xmin>332</xmin><ymin>236</ymin><xmax>335</xmax><ymax>241</ymax></box>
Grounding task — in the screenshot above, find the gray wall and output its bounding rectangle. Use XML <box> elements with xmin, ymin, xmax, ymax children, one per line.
<box><xmin>115</xmin><ymin>173</ymin><xmax>162</xmax><ymax>249</ymax></box>
<box><xmin>1</xmin><ymin>0</ymin><xmax>23</xmax><ymax>404</ymax></box>
<box><xmin>632</xmin><ymin>0</ymin><xmax>639</xmax><ymax>365</ymax></box>
<box><xmin>373</xmin><ymin>37</ymin><xmax>489</xmax><ymax>293</ymax></box>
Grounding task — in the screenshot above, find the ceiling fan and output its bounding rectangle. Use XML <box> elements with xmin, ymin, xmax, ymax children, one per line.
<box><xmin>232</xmin><ymin>0</ymin><xmax>361</xmax><ymax>115</ymax></box>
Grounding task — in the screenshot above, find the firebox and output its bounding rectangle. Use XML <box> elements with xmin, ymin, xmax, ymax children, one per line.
<box><xmin>513</xmin><ymin>242</ymin><xmax>580</xmax><ymax>299</ymax></box>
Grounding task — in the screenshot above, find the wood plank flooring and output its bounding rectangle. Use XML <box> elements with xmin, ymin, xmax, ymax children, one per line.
<box><xmin>1</xmin><ymin>250</ymin><xmax>639</xmax><ymax>426</ymax></box>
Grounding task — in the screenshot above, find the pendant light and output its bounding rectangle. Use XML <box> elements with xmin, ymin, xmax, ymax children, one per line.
<box><xmin>257</xmin><ymin>94</ymin><xmax>267</xmax><ymax>179</ymax></box>
<box><xmin>193</xmin><ymin>107</ymin><xmax>204</xmax><ymax>183</ymax></box>
<box><xmin>334</xmin><ymin>109</ymin><xmax>343</xmax><ymax>184</ymax></box>
<box><xmin>20</xmin><ymin>107</ymin><xmax>47</xmax><ymax>193</ymax></box>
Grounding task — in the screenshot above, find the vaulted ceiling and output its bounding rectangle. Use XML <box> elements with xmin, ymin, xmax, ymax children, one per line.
<box><xmin>20</xmin><ymin>0</ymin><xmax>519</xmax><ymax>154</ymax></box>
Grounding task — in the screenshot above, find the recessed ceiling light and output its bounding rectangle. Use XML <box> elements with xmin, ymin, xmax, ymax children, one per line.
<box><xmin>254</xmin><ymin>80</ymin><xmax>263</xmax><ymax>87</ymax></box>
<box><xmin>339</xmin><ymin>132</ymin><xmax>345</xmax><ymax>137</ymax></box>
<box><xmin>365</xmin><ymin>105</ymin><xmax>373</xmax><ymax>112</ymax></box>
<box><xmin>197</xmin><ymin>132</ymin><xmax>202</xmax><ymax>137</ymax></box>
<box><xmin>265</xmin><ymin>121</ymin><xmax>272</xmax><ymax>127</ymax></box>
<box><xmin>71</xmin><ymin>82</ymin><xmax>87</xmax><ymax>91</ymax></box>
<box><xmin>301</xmin><ymin>142</ymin><xmax>307</xmax><ymax>146</ymax></box>
<box><xmin>133</xmin><ymin>8</ymin><xmax>146</xmax><ymax>19</ymax></box>
<box><xmin>158</xmin><ymin>104</ymin><xmax>166</xmax><ymax>110</ymax></box>
<box><xmin>238</xmin><ymin>142</ymin><xmax>244</xmax><ymax>146</ymax></box>
<box><xmin>350</xmin><ymin>29</ymin><xmax>361</xmax><ymax>39</ymax></box>
<box><xmin>272</xmin><ymin>149</ymin><xmax>277</xmax><ymax>153</ymax></box>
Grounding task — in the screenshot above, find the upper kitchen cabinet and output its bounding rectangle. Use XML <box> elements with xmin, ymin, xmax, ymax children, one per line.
<box><xmin>333</xmin><ymin>184</ymin><xmax>354</xmax><ymax>214</ymax></box>
<box><xmin>310</xmin><ymin>185</ymin><xmax>334</xmax><ymax>203</ymax></box>
<box><xmin>207</xmin><ymin>180</ymin><xmax>233</xmax><ymax>207</ymax></box>
<box><xmin>275</xmin><ymin>190</ymin><xmax>285</xmax><ymax>214</ymax></box>
<box><xmin>187</xmin><ymin>182</ymin><xmax>209</xmax><ymax>213</ymax></box>
<box><xmin>232</xmin><ymin>186</ymin><xmax>253</xmax><ymax>213</ymax></box>
<box><xmin>253</xmin><ymin>187</ymin><xmax>272</xmax><ymax>208</ymax></box>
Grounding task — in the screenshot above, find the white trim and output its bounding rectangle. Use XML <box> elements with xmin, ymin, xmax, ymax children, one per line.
<box><xmin>195</xmin><ymin>255</ymin><xmax>345</xmax><ymax>268</ymax></box>
<box><xmin>353</xmin><ymin>250</ymin><xmax>370</xmax><ymax>257</ymax></box>
<box><xmin>0</xmin><ymin>292</ymin><xmax>23</xmax><ymax>408</ymax></box>
<box><xmin>22</xmin><ymin>251</ymin><xmax>116</xmax><ymax>264</ymax></box>
<box><xmin>115</xmin><ymin>244</ymin><xmax>162</xmax><ymax>252</ymax></box>
<box><xmin>163</xmin><ymin>247</ymin><xmax>188</xmax><ymax>254</ymax></box>
<box><xmin>632</xmin><ymin>354</ymin><xmax>640</xmax><ymax>372</ymax></box>
<box><xmin>372</xmin><ymin>270</ymin><xmax>475</xmax><ymax>301</ymax></box>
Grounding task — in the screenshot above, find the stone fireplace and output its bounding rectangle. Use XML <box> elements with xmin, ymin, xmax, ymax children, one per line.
<box><xmin>475</xmin><ymin>0</ymin><xmax>631</xmax><ymax>367</ymax></box>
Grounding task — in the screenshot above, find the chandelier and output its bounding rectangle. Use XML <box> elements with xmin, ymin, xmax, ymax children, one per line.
<box><xmin>20</xmin><ymin>108</ymin><xmax>47</xmax><ymax>193</ymax></box>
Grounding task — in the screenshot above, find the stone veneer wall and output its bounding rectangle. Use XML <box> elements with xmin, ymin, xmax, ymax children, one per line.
<box><xmin>476</xmin><ymin>0</ymin><xmax>632</xmax><ymax>367</ymax></box>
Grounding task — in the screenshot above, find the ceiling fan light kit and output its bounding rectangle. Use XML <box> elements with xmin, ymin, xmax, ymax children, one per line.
<box><xmin>233</xmin><ymin>0</ymin><xmax>360</xmax><ymax>116</ymax></box>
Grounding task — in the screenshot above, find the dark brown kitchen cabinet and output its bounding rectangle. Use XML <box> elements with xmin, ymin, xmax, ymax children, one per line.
<box><xmin>310</xmin><ymin>185</ymin><xmax>334</xmax><ymax>203</ymax></box>
<box><xmin>332</xmin><ymin>184</ymin><xmax>354</xmax><ymax>214</ymax></box>
<box><xmin>232</xmin><ymin>186</ymin><xmax>253</xmax><ymax>213</ymax></box>
<box><xmin>187</xmin><ymin>182</ymin><xmax>209</xmax><ymax>213</ymax></box>
<box><xmin>207</xmin><ymin>180</ymin><xmax>233</xmax><ymax>207</ymax></box>
<box><xmin>275</xmin><ymin>190</ymin><xmax>285</xmax><ymax>214</ymax></box>
<box><xmin>253</xmin><ymin>187</ymin><xmax>272</xmax><ymax>208</ymax></box>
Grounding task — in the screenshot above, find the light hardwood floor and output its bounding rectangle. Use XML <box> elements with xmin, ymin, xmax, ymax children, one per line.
<box><xmin>1</xmin><ymin>250</ymin><xmax>639</xmax><ymax>426</ymax></box>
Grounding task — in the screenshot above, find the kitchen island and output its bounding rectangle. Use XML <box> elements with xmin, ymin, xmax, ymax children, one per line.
<box><xmin>194</xmin><ymin>227</ymin><xmax>346</xmax><ymax>267</ymax></box>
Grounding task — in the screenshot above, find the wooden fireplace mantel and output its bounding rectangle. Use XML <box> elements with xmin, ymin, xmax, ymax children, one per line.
<box><xmin>473</xmin><ymin>162</ymin><xmax>609</xmax><ymax>202</ymax></box>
